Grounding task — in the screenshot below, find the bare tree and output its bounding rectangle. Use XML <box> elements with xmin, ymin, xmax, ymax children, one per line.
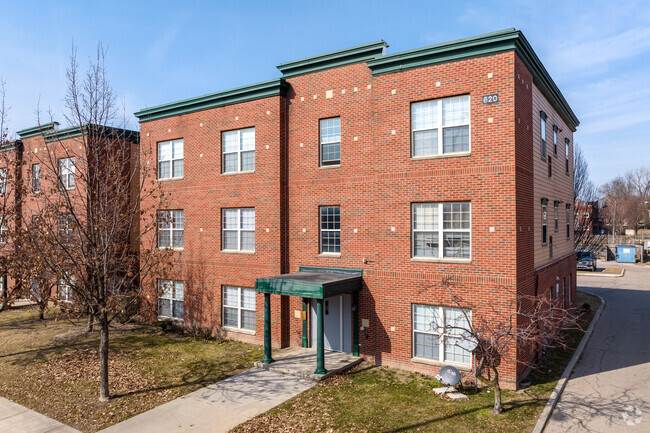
<box><xmin>573</xmin><ymin>144</ymin><xmax>606</xmax><ymax>252</ymax></box>
<box><xmin>18</xmin><ymin>44</ymin><xmax>172</xmax><ymax>401</ymax></box>
<box><xmin>601</xmin><ymin>166</ymin><xmax>650</xmax><ymax>234</ymax></box>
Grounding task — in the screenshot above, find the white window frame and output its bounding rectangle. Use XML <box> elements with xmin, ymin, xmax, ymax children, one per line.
<box><xmin>58</xmin><ymin>214</ymin><xmax>75</xmax><ymax>240</ymax></box>
<box><xmin>0</xmin><ymin>167</ymin><xmax>6</xmax><ymax>195</ymax></box>
<box><xmin>319</xmin><ymin>117</ymin><xmax>341</xmax><ymax>166</ymax></box>
<box><xmin>411</xmin><ymin>95</ymin><xmax>471</xmax><ymax>158</ymax></box>
<box><xmin>157</xmin><ymin>210</ymin><xmax>184</xmax><ymax>249</ymax></box>
<box><xmin>0</xmin><ymin>221</ymin><xmax>6</xmax><ymax>244</ymax></box>
<box><xmin>58</xmin><ymin>277</ymin><xmax>74</xmax><ymax>303</ymax></box>
<box><xmin>222</xmin><ymin>208</ymin><xmax>255</xmax><ymax>252</ymax></box>
<box><xmin>59</xmin><ymin>158</ymin><xmax>75</xmax><ymax>190</ymax></box>
<box><xmin>412</xmin><ymin>304</ymin><xmax>472</xmax><ymax>366</ymax></box>
<box><xmin>566</xmin><ymin>204</ymin><xmax>571</xmax><ymax>240</ymax></box>
<box><xmin>542</xmin><ymin>200</ymin><xmax>548</xmax><ymax>246</ymax></box>
<box><xmin>412</xmin><ymin>202</ymin><xmax>471</xmax><ymax>260</ymax></box>
<box><xmin>565</xmin><ymin>138</ymin><xmax>570</xmax><ymax>175</ymax></box>
<box><xmin>157</xmin><ymin>139</ymin><xmax>184</xmax><ymax>180</ymax></box>
<box><xmin>540</xmin><ymin>112</ymin><xmax>547</xmax><ymax>161</ymax></box>
<box><xmin>222</xmin><ymin>286</ymin><xmax>256</xmax><ymax>332</ymax></box>
<box><xmin>32</xmin><ymin>163</ymin><xmax>40</xmax><ymax>193</ymax></box>
<box><xmin>553</xmin><ymin>125</ymin><xmax>558</xmax><ymax>156</ymax></box>
<box><xmin>158</xmin><ymin>279</ymin><xmax>184</xmax><ymax>320</ymax></box>
<box><xmin>554</xmin><ymin>201</ymin><xmax>559</xmax><ymax>232</ymax></box>
<box><xmin>222</xmin><ymin>127</ymin><xmax>255</xmax><ymax>174</ymax></box>
<box><xmin>319</xmin><ymin>205</ymin><xmax>341</xmax><ymax>254</ymax></box>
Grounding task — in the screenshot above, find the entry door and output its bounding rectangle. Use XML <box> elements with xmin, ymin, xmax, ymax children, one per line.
<box><xmin>311</xmin><ymin>295</ymin><xmax>351</xmax><ymax>353</ymax></box>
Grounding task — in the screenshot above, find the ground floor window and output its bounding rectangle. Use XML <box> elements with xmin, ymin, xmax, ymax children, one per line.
<box><xmin>222</xmin><ymin>286</ymin><xmax>256</xmax><ymax>331</ymax></box>
<box><xmin>58</xmin><ymin>278</ymin><xmax>73</xmax><ymax>303</ymax></box>
<box><xmin>412</xmin><ymin>304</ymin><xmax>471</xmax><ymax>365</ymax></box>
<box><xmin>158</xmin><ymin>279</ymin><xmax>184</xmax><ymax>320</ymax></box>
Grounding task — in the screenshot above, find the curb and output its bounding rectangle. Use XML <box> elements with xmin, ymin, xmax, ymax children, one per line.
<box><xmin>577</xmin><ymin>269</ymin><xmax>625</xmax><ymax>278</ymax></box>
<box><xmin>531</xmin><ymin>291</ymin><xmax>606</xmax><ymax>433</ymax></box>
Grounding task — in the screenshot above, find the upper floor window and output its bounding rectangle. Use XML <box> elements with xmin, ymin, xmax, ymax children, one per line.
<box><xmin>32</xmin><ymin>164</ymin><xmax>40</xmax><ymax>193</ymax></box>
<box><xmin>554</xmin><ymin>201</ymin><xmax>559</xmax><ymax>231</ymax></box>
<box><xmin>565</xmin><ymin>138</ymin><xmax>570</xmax><ymax>175</ymax></box>
<box><xmin>58</xmin><ymin>214</ymin><xmax>75</xmax><ymax>240</ymax></box>
<box><xmin>223</xmin><ymin>128</ymin><xmax>255</xmax><ymax>173</ymax></box>
<box><xmin>222</xmin><ymin>286</ymin><xmax>256</xmax><ymax>331</ymax></box>
<box><xmin>222</xmin><ymin>208</ymin><xmax>255</xmax><ymax>251</ymax></box>
<box><xmin>158</xmin><ymin>279</ymin><xmax>184</xmax><ymax>320</ymax></box>
<box><xmin>540</xmin><ymin>112</ymin><xmax>547</xmax><ymax>161</ymax></box>
<box><xmin>319</xmin><ymin>118</ymin><xmax>340</xmax><ymax>166</ymax></box>
<box><xmin>553</xmin><ymin>125</ymin><xmax>558</xmax><ymax>156</ymax></box>
<box><xmin>413</xmin><ymin>304</ymin><xmax>472</xmax><ymax>365</ymax></box>
<box><xmin>412</xmin><ymin>202</ymin><xmax>470</xmax><ymax>259</ymax></box>
<box><xmin>412</xmin><ymin>95</ymin><xmax>470</xmax><ymax>157</ymax></box>
<box><xmin>541</xmin><ymin>198</ymin><xmax>548</xmax><ymax>246</ymax></box>
<box><xmin>0</xmin><ymin>167</ymin><xmax>6</xmax><ymax>195</ymax></box>
<box><xmin>566</xmin><ymin>204</ymin><xmax>571</xmax><ymax>240</ymax></box>
<box><xmin>319</xmin><ymin>206</ymin><xmax>341</xmax><ymax>254</ymax></box>
<box><xmin>59</xmin><ymin>158</ymin><xmax>75</xmax><ymax>190</ymax></box>
<box><xmin>158</xmin><ymin>139</ymin><xmax>183</xmax><ymax>180</ymax></box>
<box><xmin>0</xmin><ymin>221</ymin><xmax>6</xmax><ymax>244</ymax></box>
<box><xmin>59</xmin><ymin>276</ymin><xmax>74</xmax><ymax>303</ymax></box>
<box><xmin>157</xmin><ymin>210</ymin><xmax>184</xmax><ymax>249</ymax></box>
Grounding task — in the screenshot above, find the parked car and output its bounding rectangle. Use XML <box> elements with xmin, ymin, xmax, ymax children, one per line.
<box><xmin>576</xmin><ymin>250</ymin><xmax>597</xmax><ymax>272</ymax></box>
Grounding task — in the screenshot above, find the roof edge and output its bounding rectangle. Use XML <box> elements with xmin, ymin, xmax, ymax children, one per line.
<box><xmin>43</xmin><ymin>124</ymin><xmax>139</xmax><ymax>143</ymax></box>
<box><xmin>16</xmin><ymin>122</ymin><xmax>59</xmax><ymax>139</ymax></box>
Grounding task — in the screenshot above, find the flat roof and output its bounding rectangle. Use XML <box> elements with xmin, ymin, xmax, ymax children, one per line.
<box><xmin>256</xmin><ymin>266</ymin><xmax>363</xmax><ymax>299</ymax></box>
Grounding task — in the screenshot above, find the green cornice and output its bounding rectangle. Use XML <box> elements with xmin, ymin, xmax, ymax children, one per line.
<box><xmin>134</xmin><ymin>78</ymin><xmax>289</xmax><ymax>123</ymax></box>
<box><xmin>277</xmin><ymin>40</ymin><xmax>387</xmax><ymax>78</ymax></box>
<box><xmin>367</xmin><ymin>28</ymin><xmax>579</xmax><ymax>131</ymax></box>
<box><xmin>16</xmin><ymin>122</ymin><xmax>59</xmax><ymax>139</ymax></box>
<box><xmin>43</xmin><ymin>124</ymin><xmax>139</xmax><ymax>144</ymax></box>
<box><xmin>0</xmin><ymin>140</ymin><xmax>22</xmax><ymax>154</ymax></box>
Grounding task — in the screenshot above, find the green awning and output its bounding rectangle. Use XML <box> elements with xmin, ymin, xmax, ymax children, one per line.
<box><xmin>255</xmin><ymin>266</ymin><xmax>363</xmax><ymax>299</ymax></box>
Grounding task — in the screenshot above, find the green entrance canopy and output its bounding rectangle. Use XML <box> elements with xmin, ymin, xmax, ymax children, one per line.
<box><xmin>255</xmin><ymin>266</ymin><xmax>362</xmax><ymax>299</ymax></box>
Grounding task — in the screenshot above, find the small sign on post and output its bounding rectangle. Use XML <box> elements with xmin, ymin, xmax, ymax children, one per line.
<box><xmin>482</xmin><ymin>94</ymin><xmax>499</xmax><ymax>104</ymax></box>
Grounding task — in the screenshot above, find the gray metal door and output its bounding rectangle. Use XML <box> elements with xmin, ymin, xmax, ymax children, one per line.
<box><xmin>311</xmin><ymin>295</ymin><xmax>351</xmax><ymax>353</ymax></box>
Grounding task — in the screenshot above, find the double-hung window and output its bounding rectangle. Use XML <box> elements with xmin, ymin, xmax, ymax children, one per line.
<box><xmin>541</xmin><ymin>198</ymin><xmax>548</xmax><ymax>245</ymax></box>
<box><xmin>32</xmin><ymin>164</ymin><xmax>40</xmax><ymax>193</ymax></box>
<box><xmin>553</xmin><ymin>125</ymin><xmax>558</xmax><ymax>156</ymax></box>
<box><xmin>412</xmin><ymin>203</ymin><xmax>470</xmax><ymax>259</ymax></box>
<box><xmin>412</xmin><ymin>95</ymin><xmax>470</xmax><ymax>157</ymax></box>
<box><xmin>59</xmin><ymin>158</ymin><xmax>75</xmax><ymax>190</ymax></box>
<box><xmin>565</xmin><ymin>138</ymin><xmax>570</xmax><ymax>175</ymax></box>
<box><xmin>566</xmin><ymin>204</ymin><xmax>571</xmax><ymax>240</ymax></box>
<box><xmin>158</xmin><ymin>279</ymin><xmax>184</xmax><ymax>320</ymax></box>
<box><xmin>0</xmin><ymin>167</ymin><xmax>6</xmax><ymax>194</ymax></box>
<box><xmin>158</xmin><ymin>139</ymin><xmax>183</xmax><ymax>180</ymax></box>
<box><xmin>222</xmin><ymin>208</ymin><xmax>255</xmax><ymax>251</ymax></box>
<box><xmin>319</xmin><ymin>118</ymin><xmax>340</xmax><ymax>166</ymax></box>
<box><xmin>58</xmin><ymin>214</ymin><xmax>74</xmax><ymax>240</ymax></box>
<box><xmin>413</xmin><ymin>304</ymin><xmax>471</xmax><ymax>365</ymax></box>
<box><xmin>59</xmin><ymin>277</ymin><xmax>74</xmax><ymax>303</ymax></box>
<box><xmin>223</xmin><ymin>127</ymin><xmax>255</xmax><ymax>173</ymax></box>
<box><xmin>222</xmin><ymin>286</ymin><xmax>256</xmax><ymax>331</ymax></box>
<box><xmin>554</xmin><ymin>201</ymin><xmax>559</xmax><ymax>232</ymax></box>
<box><xmin>157</xmin><ymin>210</ymin><xmax>184</xmax><ymax>248</ymax></box>
<box><xmin>319</xmin><ymin>206</ymin><xmax>341</xmax><ymax>254</ymax></box>
<box><xmin>0</xmin><ymin>220</ymin><xmax>6</xmax><ymax>244</ymax></box>
<box><xmin>540</xmin><ymin>112</ymin><xmax>547</xmax><ymax>161</ymax></box>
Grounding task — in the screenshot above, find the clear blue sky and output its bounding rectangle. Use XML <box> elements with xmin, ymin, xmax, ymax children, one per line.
<box><xmin>1</xmin><ymin>0</ymin><xmax>649</xmax><ymax>187</ymax></box>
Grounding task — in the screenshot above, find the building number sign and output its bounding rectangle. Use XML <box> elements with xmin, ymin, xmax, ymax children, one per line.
<box><xmin>482</xmin><ymin>94</ymin><xmax>499</xmax><ymax>104</ymax></box>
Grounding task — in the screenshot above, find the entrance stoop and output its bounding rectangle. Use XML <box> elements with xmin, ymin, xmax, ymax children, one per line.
<box><xmin>255</xmin><ymin>346</ymin><xmax>363</xmax><ymax>382</ymax></box>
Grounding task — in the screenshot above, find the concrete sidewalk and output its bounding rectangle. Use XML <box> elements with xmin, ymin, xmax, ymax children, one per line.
<box><xmin>98</xmin><ymin>368</ymin><xmax>314</xmax><ymax>433</ymax></box>
<box><xmin>0</xmin><ymin>397</ymin><xmax>80</xmax><ymax>433</ymax></box>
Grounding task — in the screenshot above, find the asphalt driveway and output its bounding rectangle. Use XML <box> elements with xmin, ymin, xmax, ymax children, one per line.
<box><xmin>545</xmin><ymin>262</ymin><xmax>650</xmax><ymax>432</ymax></box>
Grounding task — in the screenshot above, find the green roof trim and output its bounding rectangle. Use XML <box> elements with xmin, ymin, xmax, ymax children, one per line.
<box><xmin>17</xmin><ymin>122</ymin><xmax>59</xmax><ymax>139</ymax></box>
<box><xmin>367</xmin><ymin>28</ymin><xmax>579</xmax><ymax>131</ymax></box>
<box><xmin>0</xmin><ymin>140</ymin><xmax>22</xmax><ymax>154</ymax></box>
<box><xmin>134</xmin><ymin>78</ymin><xmax>289</xmax><ymax>123</ymax></box>
<box><xmin>44</xmin><ymin>124</ymin><xmax>139</xmax><ymax>144</ymax></box>
<box><xmin>255</xmin><ymin>266</ymin><xmax>363</xmax><ymax>299</ymax></box>
<box><xmin>277</xmin><ymin>40</ymin><xmax>387</xmax><ymax>78</ymax></box>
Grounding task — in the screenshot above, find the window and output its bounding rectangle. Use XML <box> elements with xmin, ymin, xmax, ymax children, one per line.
<box><xmin>565</xmin><ymin>138</ymin><xmax>570</xmax><ymax>175</ymax></box>
<box><xmin>222</xmin><ymin>286</ymin><xmax>256</xmax><ymax>331</ymax></box>
<box><xmin>0</xmin><ymin>167</ymin><xmax>6</xmax><ymax>194</ymax></box>
<box><xmin>548</xmin><ymin>155</ymin><xmax>552</xmax><ymax>178</ymax></box>
<box><xmin>556</xmin><ymin>282</ymin><xmax>560</xmax><ymax>299</ymax></box>
<box><xmin>540</xmin><ymin>112</ymin><xmax>547</xmax><ymax>161</ymax></box>
<box><xmin>157</xmin><ymin>210</ymin><xmax>184</xmax><ymax>249</ymax></box>
<box><xmin>412</xmin><ymin>95</ymin><xmax>470</xmax><ymax>157</ymax></box>
<box><xmin>222</xmin><ymin>208</ymin><xmax>255</xmax><ymax>251</ymax></box>
<box><xmin>223</xmin><ymin>127</ymin><xmax>255</xmax><ymax>173</ymax></box>
<box><xmin>413</xmin><ymin>304</ymin><xmax>471</xmax><ymax>365</ymax></box>
<box><xmin>158</xmin><ymin>279</ymin><xmax>184</xmax><ymax>320</ymax></box>
<box><xmin>0</xmin><ymin>222</ymin><xmax>6</xmax><ymax>243</ymax></box>
<box><xmin>319</xmin><ymin>118</ymin><xmax>340</xmax><ymax>166</ymax></box>
<box><xmin>319</xmin><ymin>206</ymin><xmax>341</xmax><ymax>254</ymax></box>
<box><xmin>541</xmin><ymin>199</ymin><xmax>548</xmax><ymax>245</ymax></box>
<box><xmin>58</xmin><ymin>214</ymin><xmax>75</xmax><ymax>240</ymax></box>
<box><xmin>554</xmin><ymin>201</ymin><xmax>559</xmax><ymax>232</ymax></box>
<box><xmin>568</xmin><ymin>274</ymin><xmax>572</xmax><ymax>305</ymax></box>
<box><xmin>158</xmin><ymin>139</ymin><xmax>183</xmax><ymax>180</ymax></box>
<box><xmin>59</xmin><ymin>277</ymin><xmax>73</xmax><ymax>303</ymax></box>
<box><xmin>549</xmin><ymin>235</ymin><xmax>553</xmax><ymax>258</ymax></box>
<box><xmin>566</xmin><ymin>204</ymin><xmax>571</xmax><ymax>240</ymax></box>
<box><xmin>553</xmin><ymin>125</ymin><xmax>558</xmax><ymax>156</ymax></box>
<box><xmin>412</xmin><ymin>203</ymin><xmax>470</xmax><ymax>259</ymax></box>
<box><xmin>59</xmin><ymin>158</ymin><xmax>75</xmax><ymax>190</ymax></box>
<box><xmin>32</xmin><ymin>164</ymin><xmax>40</xmax><ymax>193</ymax></box>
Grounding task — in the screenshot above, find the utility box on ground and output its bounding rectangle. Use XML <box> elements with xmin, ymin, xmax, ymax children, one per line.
<box><xmin>615</xmin><ymin>245</ymin><xmax>637</xmax><ymax>263</ymax></box>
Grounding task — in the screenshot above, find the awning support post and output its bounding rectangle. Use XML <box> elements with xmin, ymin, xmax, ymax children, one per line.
<box><xmin>314</xmin><ymin>298</ymin><xmax>327</xmax><ymax>375</ymax></box>
<box><xmin>353</xmin><ymin>291</ymin><xmax>359</xmax><ymax>357</ymax></box>
<box><xmin>262</xmin><ymin>293</ymin><xmax>274</xmax><ymax>364</ymax></box>
<box><xmin>301</xmin><ymin>298</ymin><xmax>308</xmax><ymax>348</ymax></box>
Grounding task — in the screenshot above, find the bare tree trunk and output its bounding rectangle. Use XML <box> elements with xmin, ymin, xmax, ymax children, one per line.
<box><xmin>38</xmin><ymin>301</ymin><xmax>46</xmax><ymax>320</ymax></box>
<box><xmin>87</xmin><ymin>307</ymin><xmax>95</xmax><ymax>332</ymax></box>
<box><xmin>492</xmin><ymin>367</ymin><xmax>503</xmax><ymax>415</ymax></box>
<box><xmin>99</xmin><ymin>311</ymin><xmax>110</xmax><ymax>401</ymax></box>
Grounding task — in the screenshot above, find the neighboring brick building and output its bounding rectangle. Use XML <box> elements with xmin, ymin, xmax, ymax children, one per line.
<box><xmin>576</xmin><ymin>199</ymin><xmax>603</xmax><ymax>235</ymax></box>
<box><xmin>135</xmin><ymin>28</ymin><xmax>579</xmax><ymax>388</ymax></box>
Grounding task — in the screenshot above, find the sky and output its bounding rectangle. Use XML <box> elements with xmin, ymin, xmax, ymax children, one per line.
<box><xmin>1</xmin><ymin>0</ymin><xmax>649</xmax><ymax>187</ymax></box>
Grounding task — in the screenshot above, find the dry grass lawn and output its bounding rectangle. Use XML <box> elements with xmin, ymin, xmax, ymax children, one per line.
<box><xmin>0</xmin><ymin>306</ymin><xmax>262</xmax><ymax>432</ymax></box>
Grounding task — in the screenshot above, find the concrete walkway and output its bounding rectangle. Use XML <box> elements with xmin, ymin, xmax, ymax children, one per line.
<box><xmin>0</xmin><ymin>397</ymin><xmax>80</xmax><ymax>433</ymax></box>
<box><xmin>544</xmin><ymin>262</ymin><xmax>650</xmax><ymax>432</ymax></box>
<box><xmin>98</xmin><ymin>368</ymin><xmax>314</xmax><ymax>433</ymax></box>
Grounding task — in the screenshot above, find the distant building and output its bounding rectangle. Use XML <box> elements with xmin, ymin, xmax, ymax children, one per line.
<box><xmin>576</xmin><ymin>200</ymin><xmax>604</xmax><ymax>235</ymax></box>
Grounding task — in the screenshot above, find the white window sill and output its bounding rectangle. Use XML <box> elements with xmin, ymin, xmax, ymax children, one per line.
<box><xmin>221</xmin><ymin>170</ymin><xmax>255</xmax><ymax>176</ymax></box>
<box><xmin>158</xmin><ymin>177</ymin><xmax>184</xmax><ymax>182</ymax></box>
<box><xmin>318</xmin><ymin>164</ymin><xmax>341</xmax><ymax>170</ymax></box>
<box><xmin>221</xmin><ymin>249</ymin><xmax>256</xmax><ymax>255</ymax></box>
<box><xmin>411</xmin><ymin>257</ymin><xmax>471</xmax><ymax>264</ymax></box>
<box><xmin>411</xmin><ymin>357</ymin><xmax>472</xmax><ymax>371</ymax></box>
<box><xmin>158</xmin><ymin>247</ymin><xmax>184</xmax><ymax>251</ymax></box>
<box><xmin>411</xmin><ymin>152</ymin><xmax>470</xmax><ymax>161</ymax></box>
<box><xmin>222</xmin><ymin>326</ymin><xmax>256</xmax><ymax>336</ymax></box>
<box><xmin>318</xmin><ymin>253</ymin><xmax>341</xmax><ymax>258</ymax></box>
<box><xmin>157</xmin><ymin>316</ymin><xmax>184</xmax><ymax>323</ymax></box>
